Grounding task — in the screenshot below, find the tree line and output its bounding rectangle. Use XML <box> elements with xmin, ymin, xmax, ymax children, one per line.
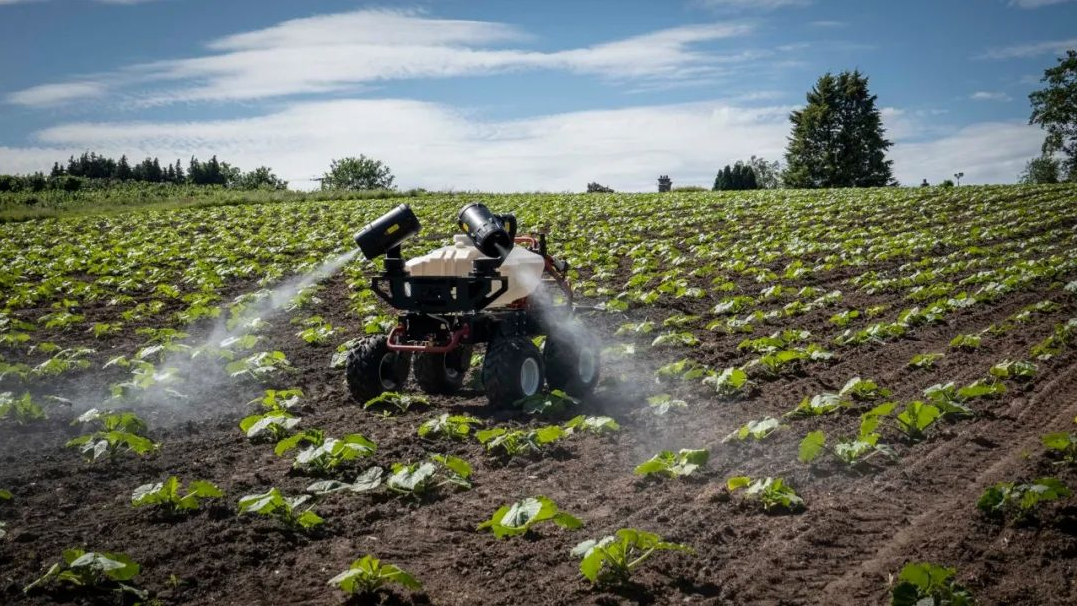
<box><xmin>0</xmin><ymin>152</ymin><xmax>288</xmax><ymax>193</ymax></box>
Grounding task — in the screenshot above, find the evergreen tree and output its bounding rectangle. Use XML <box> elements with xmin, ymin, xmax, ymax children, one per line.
<box><xmin>783</xmin><ymin>70</ymin><xmax>893</xmax><ymax>188</ymax></box>
<box><xmin>713</xmin><ymin>161</ymin><xmax>759</xmax><ymax>191</ymax></box>
<box><xmin>174</xmin><ymin>159</ymin><xmax>185</xmax><ymax>183</ymax></box>
<box><xmin>50</xmin><ymin>162</ymin><xmax>64</xmax><ymax>177</ymax></box>
<box><xmin>115</xmin><ymin>155</ymin><xmax>132</xmax><ymax>181</ymax></box>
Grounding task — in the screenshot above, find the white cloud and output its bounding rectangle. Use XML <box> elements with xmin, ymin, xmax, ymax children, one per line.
<box><xmin>980</xmin><ymin>37</ymin><xmax>1077</xmax><ymax>59</ymax></box>
<box><xmin>890</xmin><ymin>122</ymin><xmax>1043</xmax><ymax>185</ymax></box>
<box><xmin>6</xmin><ymin>9</ymin><xmax>755</xmax><ymax>106</ymax></box>
<box><xmin>0</xmin><ymin>97</ymin><xmax>1040</xmax><ymax>190</ymax></box>
<box><xmin>1008</xmin><ymin>0</ymin><xmax>1076</xmax><ymax>8</ymax></box>
<box><xmin>5</xmin><ymin>82</ymin><xmax>107</xmax><ymax>106</ymax></box>
<box><xmin>808</xmin><ymin>20</ymin><xmax>847</xmax><ymax>27</ymax></box>
<box><xmin>970</xmin><ymin>91</ymin><xmax>1013</xmax><ymax>102</ymax></box>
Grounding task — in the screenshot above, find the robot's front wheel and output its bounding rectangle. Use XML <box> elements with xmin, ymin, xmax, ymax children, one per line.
<box><xmin>544</xmin><ymin>333</ymin><xmax>601</xmax><ymax>397</ymax></box>
<box><xmin>481</xmin><ymin>337</ymin><xmax>544</xmax><ymax>406</ymax></box>
<box><xmin>345</xmin><ymin>335</ymin><xmax>412</xmax><ymax>403</ymax></box>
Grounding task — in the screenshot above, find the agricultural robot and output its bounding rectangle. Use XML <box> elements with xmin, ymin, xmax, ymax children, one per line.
<box><xmin>344</xmin><ymin>203</ymin><xmax>600</xmax><ymax>406</ymax></box>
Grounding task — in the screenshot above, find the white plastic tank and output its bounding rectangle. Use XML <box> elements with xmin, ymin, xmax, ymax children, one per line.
<box><xmin>406</xmin><ymin>234</ymin><xmax>546</xmax><ymax>307</ymax></box>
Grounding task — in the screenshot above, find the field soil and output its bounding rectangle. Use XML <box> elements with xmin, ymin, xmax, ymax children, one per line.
<box><xmin>3</xmin><ymin>211</ymin><xmax>1077</xmax><ymax>605</ymax></box>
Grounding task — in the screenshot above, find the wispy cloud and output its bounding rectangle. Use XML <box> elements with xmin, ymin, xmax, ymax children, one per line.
<box><xmin>808</xmin><ymin>20</ymin><xmax>847</xmax><ymax>27</ymax></box>
<box><xmin>970</xmin><ymin>91</ymin><xmax>1013</xmax><ymax>102</ymax></box>
<box><xmin>1008</xmin><ymin>0</ymin><xmax>1076</xmax><ymax>8</ymax></box>
<box><xmin>6</xmin><ymin>9</ymin><xmax>755</xmax><ymax>107</ymax></box>
<box><xmin>5</xmin><ymin>82</ymin><xmax>107</xmax><ymax>106</ymax></box>
<box><xmin>980</xmin><ymin>37</ymin><xmax>1077</xmax><ymax>59</ymax></box>
<box><xmin>693</xmin><ymin>0</ymin><xmax>811</xmax><ymax>10</ymax></box>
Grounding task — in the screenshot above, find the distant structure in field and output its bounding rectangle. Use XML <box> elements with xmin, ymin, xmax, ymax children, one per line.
<box><xmin>658</xmin><ymin>175</ymin><xmax>672</xmax><ymax>192</ymax></box>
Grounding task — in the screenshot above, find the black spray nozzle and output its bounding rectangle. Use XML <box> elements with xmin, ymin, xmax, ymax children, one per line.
<box><xmin>354</xmin><ymin>204</ymin><xmax>421</xmax><ymax>260</ymax></box>
<box><xmin>458</xmin><ymin>203</ymin><xmax>515</xmax><ymax>260</ymax></box>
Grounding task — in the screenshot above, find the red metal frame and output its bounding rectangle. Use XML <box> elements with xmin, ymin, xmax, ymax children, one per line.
<box><xmin>386</xmin><ymin>324</ymin><xmax>470</xmax><ymax>353</ymax></box>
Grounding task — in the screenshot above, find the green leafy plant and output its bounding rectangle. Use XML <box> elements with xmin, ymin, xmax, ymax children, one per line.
<box><xmin>225</xmin><ymin>351</ymin><xmax>292</xmax><ymax>380</ymax></box>
<box><xmin>329</xmin><ymin>555</ymin><xmax>421</xmax><ymax>596</ymax></box>
<box><xmin>908</xmin><ymin>352</ymin><xmax>944</xmax><ymax>369</ymax></box>
<box><xmin>240</xmin><ymin>410</ymin><xmax>300</xmax><ymax>442</ymax></box>
<box><xmin>363</xmin><ymin>391</ymin><xmax>429</xmax><ymax>415</ymax></box>
<box><xmin>516</xmin><ymin>389</ymin><xmax>577</xmax><ymax>415</ymax></box>
<box><xmin>949</xmin><ymin>333</ymin><xmax>982</xmax><ymax>350</ymax></box>
<box><xmin>23</xmin><ymin>549</ymin><xmax>146</xmax><ymax>599</ymax></box>
<box><xmin>237</xmin><ymin>487</ymin><xmax>323</xmax><ymax>530</ymax></box>
<box><xmin>307</xmin><ymin>467</ymin><xmax>385</xmax><ymax>496</ymax></box>
<box><xmin>723</xmin><ymin>417</ymin><xmax>782</xmax><ymax>442</ymax></box>
<box><xmin>634</xmin><ymin>449</ymin><xmax>709</xmax><ymax>478</ymax></box>
<box><xmin>564</xmin><ymin>415</ymin><xmax>620</xmax><ymax>436</ymax></box>
<box><xmin>66</xmin><ymin>408</ymin><xmax>158</xmax><ymax>462</ymax></box>
<box><xmin>276</xmin><ymin>430</ymin><xmax>377</xmax><ymax>472</ymax></box>
<box><xmin>890</xmin><ymin>561</ymin><xmax>973</xmax><ymax>606</ymax></box>
<box><xmin>702</xmin><ymin>366</ymin><xmax>753</xmax><ymax>397</ymax></box>
<box><xmin>418</xmin><ymin>413</ymin><xmax>484</xmax><ymax>440</ymax></box>
<box><xmin>977</xmin><ymin>478</ymin><xmax>1072</xmax><ymax>522</ymax></box>
<box><xmin>572</xmin><ymin>528</ymin><xmax>692</xmax><ymax>585</ymax></box>
<box><xmin>478</xmin><ymin>496</ymin><xmax>582</xmax><ymax>538</ymax></box>
<box><xmin>726</xmin><ymin>476</ymin><xmax>804</xmax><ymax>511</ymax></box>
<box><xmin>651</xmin><ymin>331</ymin><xmax>700</xmax><ymax>348</ymax></box>
<box><xmin>476</xmin><ymin>425</ymin><xmax>565</xmax><ymax>457</ymax></box>
<box><xmin>787</xmin><ymin>392</ymin><xmax>847</xmax><ymax>417</ymax></box>
<box><xmin>838</xmin><ymin>377</ymin><xmax>891</xmax><ymax>401</ymax></box>
<box><xmin>386</xmin><ymin>454</ymin><xmax>473</xmax><ymax>496</ymax></box>
<box><xmin>0</xmin><ymin>392</ymin><xmax>46</xmax><ymax>424</ymax></box>
<box><xmin>131</xmin><ymin>477</ymin><xmax>223</xmax><ymax>514</ymax></box>
<box><xmin>895</xmin><ymin>401</ymin><xmax>942</xmax><ymax>442</ymax></box>
<box><xmin>646</xmin><ymin>394</ymin><xmax>689</xmax><ymax>415</ymax></box>
<box><xmin>1042</xmin><ymin>426</ymin><xmax>1077</xmax><ymax>464</ymax></box>
<box><xmin>295</xmin><ymin>316</ymin><xmax>336</xmax><ymax>345</ymax></box>
<box><xmin>989</xmin><ymin>359</ymin><xmax>1037</xmax><ymax>381</ymax></box>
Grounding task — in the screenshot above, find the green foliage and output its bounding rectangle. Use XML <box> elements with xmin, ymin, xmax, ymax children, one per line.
<box><xmin>386</xmin><ymin>455</ymin><xmax>473</xmax><ymax>496</ymax></box>
<box><xmin>329</xmin><ymin>555</ymin><xmax>421</xmax><ymax>595</ymax></box>
<box><xmin>306</xmin><ymin>467</ymin><xmax>385</xmax><ymax>496</ymax></box>
<box><xmin>977</xmin><ymin>478</ymin><xmax>1072</xmax><ymax>522</ymax></box>
<box><xmin>1020</xmin><ymin>154</ymin><xmax>1063</xmax><ymax>184</ymax></box>
<box><xmin>24</xmin><ymin>549</ymin><xmax>145</xmax><ymax>599</ymax></box>
<box><xmin>320</xmin><ymin>155</ymin><xmax>395</xmax><ymax>191</ymax></box>
<box><xmin>1042</xmin><ymin>428</ymin><xmax>1077</xmax><ymax>463</ymax></box>
<box><xmin>948</xmin><ymin>333</ymin><xmax>982</xmax><ymax>350</ymax></box>
<box><xmin>363</xmin><ymin>391</ymin><xmax>429</xmax><ymax>415</ymax></box>
<box><xmin>895</xmin><ymin>401</ymin><xmax>942</xmax><ymax>441</ymax></box>
<box><xmin>723</xmin><ymin>417</ymin><xmax>782</xmax><ymax>442</ymax></box>
<box><xmin>726</xmin><ymin>476</ymin><xmax>804</xmax><ymax>511</ymax></box>
<box><xmin>572</xmin><ymin>528</ymin><xmax>692</xmax><ymax>585</ymax></box>
<box><xmin>784</xmin><ymin>70</ymin><xmax>894</xmax><ymax>188</ymax></box>
<box><xmin>713</xmin><ymin>161</ymin><xmax>759</xmax><ymax>191</ymax></box>
<box><xmin>515</xmin><ymin>389</ymin><xmax>577</xmax><ymax>415</ymax></box>
<box><xmin>634</xmin><ymin>449</ymin><xmax>709</xmax><ymax>478</ymax></box>
<box><xmin>563</xmin><ymin>415</ymin><xmax>620</xmax><ymax>436</ymax></box>
<box><xmin>225</xmin><ymin>351</ymin><xmax>292</xmax><ymax>379</ymax></box>
<box><xmin>891</xmin><ymin>561</ymin><xmax>973</xmax><ymax>606</ymax></box>
<box><xmin>66</xmin><ymin>408</ymin><xmax>158</xmax><ymax>462</ymax></box>
<box><xmin>238</xmin><ymin>487</ymin><xmax>323</xmax><ymax>530</ymax></box>
<box><xmin>276</xmin><ymin>430</ymin><xmax>377</xmax><ymax>472</ymax></box>
<box><xmin>1029</xmin><ymin>49</ymin><xmax>1077</xmax><ymax>180</ymax></box>
<box><xmin>0</xmin><ymin>392</ymin><xmax>46</xmax><ymax>424</ymax></box>
<box><xmin>131</xmin><ymin>477</ymin><xmax>223</xmax><ymax>514</ymax></box>
<box><xmin>478</xmin><ymin>496</ymin><xmax>582</xmax><ymax>538</ymax></box>
<box><xmin>476</xmin><ymin>425</ymin><xmax>565</xmax><ymax>457</ymax></box>
<box><xmin>702</xmin><ymin>366</ymin><xmax>752</xmax><ymax>397</ymax></box>
<box><xmin>418</xmin><ymin>413</ymin><xmax>484</xmax><ymax>440</ymax></box>
<box><xmin>989</xmin><ymin>359</ymin><xmax>1037</xmax><ymax>381</ymax></box>
<box><xmin>646</xmin><ymin>394</ymin><xmax>689</xmax><ymax>415</ymax></box>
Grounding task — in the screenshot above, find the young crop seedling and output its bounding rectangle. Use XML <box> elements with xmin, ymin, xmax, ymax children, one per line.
<box><xmin>989</xmin><ymin>359</ymin><xmax>1037</xmax><ymax>382</ymax></box>
<box><xmin>651</xmin><ymin>331</ymin><xmax>700</xmax><ymax>348</ymax></box>
<box><xmin>977</xmin><ymin>478</ymin><xmax>1072</xmax><ymax>522</ymax></box>
<box><xmin>516</xmin><ymin>389</ymin><xmax>578</xmax><ymax>416</ymax></box>
<box><xmin>225</xmin><ymin>351</ymin><xmax>292</xmax><ymax>380</ymax></box>
<box><xmin>895</xmin><ymin>401</ymin><xmax>942</xmax><ymax>442</ymax></box>
<box><xmin>0</xmin><ymin>392</ymin><xmax>46</xmax><ymax>424</ymax></box>
<box><xmin>251</xmin><ymin>388</ymin><xmax>304</xmax><ymax>411</ymax></box>
<box><xmin>635</xmin><ymin>449</ymin><xmax>709</xmax><ymax>479</ymax></box>
<box><xmin>655</xmin><ymin>358</ymin><xmax>708</xmax><ymax>382</ymax></box>
<box><xmin>476</xmin><ymin>425</ymin><xmax>565</xmax><ymax>457</ymax></box>
<box><xmin>386</xmin><ymin>454</ymin><xmax>473</xmax><ymax>496</ymax></box>
<box><xmin>363</xmin><ymin>391</ymin><xmax>429</xmax><ymax>415</ymax></box>
<box><xmin>329</xmin><ymin>555</ymin><xmax>422</xmax><ymax>596</ymax></box>
<box><xmin>890</xmin><ymin>561</ymin><xmax>973</xmax><ymax>606</ymax></box>
<box><xmin>908</xmin><ymin>352</ymin><xmax>944</xmax><ymax>369</ymax></box>
<box><xmin>307</xmin><ymin>466</ymin><xmax>385</xmax><ymax>496</ymax></box>
<box><xmin>923</xmin><ymin>383</ymin><xmax>974</xmax><ymax>417</ymax></box>
<box><xmin>131</xmin><ymin>476</ymin><xmax>223</xmax><ymax>515</ymax></box>
<box><xmin>949</xmin><ymin>333</ymin><xmax>982</xmax><ymax>350</ymax></box>
<box><xmin>295</xmin><ymin>316</ymin><xmax>336</xmax><ymax>345</ymax></box>
<box><xmin>563</xmin><ymin>415</ymin><xmax>620</xmax><ymax>436</ymax></box>
<box><xmin>1042</xmin><ymin>423</ymin><xmax>1077</xmax><ymax>464</ymax></box>
<box><xmin>572</xmin><ymin>528</ymin><xmax>693</xmax><ymax>585</ymax></box>
<box><xmin>418</xmin><ymin>413</ymin><xmax>484</xmax><ymax>440</ymax></box>
<box><xmin>723</xmin><ymin>417</ymin><xmax>782</xmax><ymax>443</ymax></box>
<box><xmin>838</xmin><ymin>377</ymin><xmax>891</xmax><ymax>401</ymax></box>
<box><xmin>646</xmin><ymin>394</ymin><xmax>689</xmax><ymax>415</ymax></box>
<box><xmin>787</xmin><ymin>392</ymin><xmax>847</xmax><ymax>417</ymax></box>
<box><xmin>478</xmin><ymin>496</ymin><xmax>582</xmax><ymax>538</ymax></box>
<box><xmin>24</xmin><ymin>549</ymin><xmax>146</xmax><ymax>600</ymax></box>
<box><xmin>240</xmin><ymin>410</ymin><xmax>300</xmax><ymax>442</ymax></box>
<box><xmin>66</xmin><ymin>408</ymin><xmax>158</xmax><ymax>462</ymax></box>
<box><xmin>238</xmin><ymin>487</ymin><xmax>323</xmax><ymax>530</ymax></box>
<box><xmin>800</xmin><ymin>403</ymin><xmax>897</xmax><ymax>467</ymax></box>
<box><xmin>702</xmin><ymin>366</ymin><xmax>753</xmax><ymax>397</ymax></box>
<box><xmin>276</xmin><ymin>430</ymin><xmax>377</xmax><ymax>473</ymax></box>
<box><xmin>727</xmin><ymin>476</ymin><xmax>804</xmax><ymax>511</ymax></box>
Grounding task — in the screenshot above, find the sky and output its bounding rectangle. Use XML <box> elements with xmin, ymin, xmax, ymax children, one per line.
<box><xmin>0</xmin><ymin>0</ymin><xmax>1075</xmax><ymax>191</ymax></box>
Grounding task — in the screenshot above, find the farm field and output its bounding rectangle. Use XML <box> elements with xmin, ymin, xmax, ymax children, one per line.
<box><xmin>2</xmin><ymin>184</ymin><xmax>1077</xmax><ymax>605</ymax></box>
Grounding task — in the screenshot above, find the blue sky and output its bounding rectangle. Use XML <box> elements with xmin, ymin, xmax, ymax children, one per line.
<box><xmin>1</xmin><ymin>0</ymin><xmax>1075</xmax><ymax>190</ymax></box>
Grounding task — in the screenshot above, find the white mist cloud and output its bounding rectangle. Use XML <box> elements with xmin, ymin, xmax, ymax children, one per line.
<box><xmin>5</xmin><ymin>82</ymin><xmax>107</xmax><ymax>106</ymax></box>
<box><xmin>980</xmin><ymin>37</ymin><xmax>1077</xmax><ymax>59</ymax></box>
<box><xmin>970</xmin><ymin>91</ymin><xmax>1013</xmax><ymax>102</ymax></box>
<box><xmin>6</xmin><ymin>9</ymin><xmax>755</xmax><ymax>106</ymax></box>
<box><xmin>1</xmin><ymin>98</ymin><xmax>1043</xmax><ymax>189</ymax></box>
<box><xmin>1008</xmin><ymin>0</ymin><xmax>1076</xmax><ymax>8</ymax></box>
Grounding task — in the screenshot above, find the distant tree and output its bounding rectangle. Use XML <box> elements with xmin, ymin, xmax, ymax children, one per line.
<box><xmin>115</xmin><ymin>155</ymin><xmax>132</xmax><ymax>181</ymax></box>
<box><xmin>939</xmin><ymin>179</ymin><xmax>955</xmax><ymax>188</ymax></box>
<box><xmin>173</xmin><ymin>159</ymin><xmax>185</xmax><ymax>183</ymax></box>
<box><xmin>747</xmin><ymin>155</ymin><xmax>781</xmax><ymax>189</ymax></box>
<box><xmin>50</xmin><ymin>162</ymin><xmax>64</xmax><ymax>177</ymax></box>
<box><xmin>920</xmin><ymin>179</ymin><xmax>930</xmax><ymax>187</ymax></box>
<box><xmin>1030</xmin><ymin>49</ymin><xmax>1077</xmax><ymax>181</ymax></box>
<box><xmin>233</xmin><ymin>166</ymin><xmax>289</xmax><ymax>190</ymax></box>
<box><xmin>713</xmin><ymin>161</ymin><xmax>759</xmax><ymax>191</ymax></box>
<box><xmin>1019</xmin><ymin>155</ymin><xmax>1062</xmax><ymax>184</ymax></box>
<box><xmin>321</xmin><ymin>155</ymin><xmax>395</xmax><ymax>191</ymax></box>
<box><xmin>586</xmin><ymin>182</ymin><xmax>614</xmax><ymax>193</ymax></box>
<box><xmin>783</xmin><ymin>70</ymin><xmax>893</xmax><ymax>188</ymax></box>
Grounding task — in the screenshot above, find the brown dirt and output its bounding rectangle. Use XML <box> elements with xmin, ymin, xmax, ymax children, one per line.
<box><xmin>2</xmin><ymin>247</ymin><xmax>1077</xmax><ymax>606</ymax></box>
